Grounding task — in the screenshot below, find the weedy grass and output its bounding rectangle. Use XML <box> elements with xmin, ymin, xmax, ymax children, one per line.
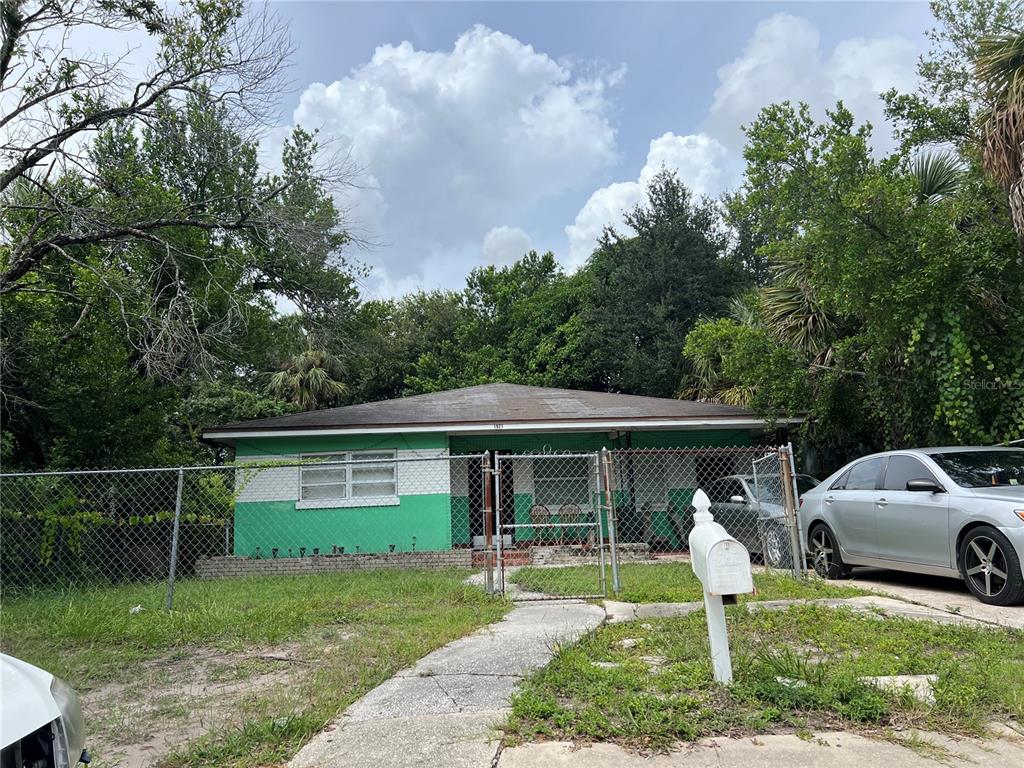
<box><xmin>2</xmin><ymin>570</ymin><xmax>508</xmax><ymax>767</ymax></box>
<box><xmin>511</xmin><ymin>561</ymin><xmax>868</xmax><ymax>603</ymax></box>
<box><xmin>505</xmin><ymin>604</ymin><xmax>1024</xmax><ymax>750</ymax></box>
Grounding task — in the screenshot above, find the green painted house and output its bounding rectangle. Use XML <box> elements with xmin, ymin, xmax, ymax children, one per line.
<box><xmin>203</xmin><ymin>384</ymin><xmax>793</xmax><ymax>557</ymax></box>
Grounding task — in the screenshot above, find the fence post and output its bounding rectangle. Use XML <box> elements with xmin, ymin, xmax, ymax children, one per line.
<box><xmin>786</xmin><ymin>442</ymin><xmax>809</xmax><ymax>576</ymax></box>
<box><xmin>593</xmin><ymin>453</ymin><xmax>607</xmax><ymax>597</ymax></box>
<box><xmin>601</xmin><ymin>448</ymin><xmax>621</xmax><ymax>595</ymax></box>
<box><xmin>494</xmin><ymin>455</ymin><xmax>505</xmax><ymax>595</ymax></box>
<box><xmin>777</xmin><ymin>446</ymin><xmax>803</xmax><ymax>578</ymax></box>
<box><xmin>482</xmin><ymin>453</ymin><xmax>495</xmax><ymax>595</ymax></box>
<box><xmin>166</xmin><ymin>468</ymin><xmax>185</xmax><ymax>612</ymax></box>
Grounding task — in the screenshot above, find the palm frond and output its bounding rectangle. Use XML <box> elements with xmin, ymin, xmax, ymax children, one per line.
<box><xmin>976</xmin><ymin>31</ymin><xmax>1024</xmax><ymax>105</ymax></box>
<box><xmin>910</xmin><ymin>150</ymin><xmax>965</xmax><ymax>203</ymax></box>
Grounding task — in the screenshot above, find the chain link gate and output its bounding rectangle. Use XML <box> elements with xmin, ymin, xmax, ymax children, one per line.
<box><xmin>493</xmin><ymin>453</ymin><xmax>607</xmax><ymax>600</ymax></box>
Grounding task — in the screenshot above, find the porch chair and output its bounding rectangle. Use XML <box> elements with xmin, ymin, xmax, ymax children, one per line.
<box><xmin>529</xmin><ymin>503</ymin><xmax>552</xmax><ymax>544</ymax></box>
<box><xmin>557</xmin><ymin>503</ymin><xmax>587</xmax><ymax>545</ymax></box>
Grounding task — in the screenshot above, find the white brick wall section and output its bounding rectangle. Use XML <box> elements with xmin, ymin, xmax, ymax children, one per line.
<box><xmin>450</xmin><ymin>453</ymin><xmax>470</xmax><ymax>497</ymax></box>
<box><xmin>235</xmin><ymin>456</ymin><xmax>299</xmax><ymax>502</ymax></box>
<box><xmin>510</xmin><ymin>457</ymin><xmax>534</xmax><ymax>494</ymax></box>
<box><xmin>397</xmin><ymin>449</ymin><xmax>450</xmax><ymax>495</ymax></box>
<box><xmin>665</xmin><ymin>455</ymin><xmax>696</xmax><ymax>489</ymax></box>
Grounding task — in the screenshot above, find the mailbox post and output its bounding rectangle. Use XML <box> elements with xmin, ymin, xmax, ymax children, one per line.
<box><xmin>688</xmin><ymin>488</ymin><xmax>754</xmax><ymax>684</ymax></box>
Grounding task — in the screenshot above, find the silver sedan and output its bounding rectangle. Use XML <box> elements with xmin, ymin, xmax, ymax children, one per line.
<box><xmin>799</xmin><ymin>446</ymin><xmax>1024</xmax><ymax>605</ymax></box>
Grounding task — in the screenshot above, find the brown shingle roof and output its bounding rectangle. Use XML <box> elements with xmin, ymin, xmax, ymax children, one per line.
<box><xmin>205</xmin><ymin>383</ymin><xmax>760</xmax><ymax>436</ymax></box>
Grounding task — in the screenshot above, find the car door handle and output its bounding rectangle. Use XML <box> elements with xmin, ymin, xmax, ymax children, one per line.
<box><xmin>824</xmin><ymin>495</ymin><xmax>835</xmax><ymax>504</ymax></box>
<box><xmin>876</xmin><ymin>498</ymin><xmax>888</xmax><ymax>508</ymax></box>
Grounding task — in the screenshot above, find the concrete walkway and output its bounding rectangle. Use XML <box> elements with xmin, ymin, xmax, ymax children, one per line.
<box><xmin>289</xmin><ymin>600</ymin><xmax>605</xmax><ymax>768</ymax></box>
<box><xmin>500</xmin><ymin>723</ymin><xmax>1024</xmax><ymax>767</ymax></box>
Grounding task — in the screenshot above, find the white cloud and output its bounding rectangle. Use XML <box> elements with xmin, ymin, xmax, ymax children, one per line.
<box><xmin>286</xmin><ymin>25</ymin><xmax>620</xmax><ymax>295</ymax></box>
<box><xmin>565</xmin><ymin>132</ymin><xmax>727</xmax><ymax>268</ymax></box>
<box><xmin>482</xmin><ymin>226</ymin><xmax>533</xmax><ymax>266</ymax></box>
<box><xmin>708</xmin><ymin>14</ymin><xmax>919</xmax><ymax>157</ymax></box>
<box><xmin>564</xmin><ymin>14</ymin><xmax>920</xmax><ymax>267</ymax></box>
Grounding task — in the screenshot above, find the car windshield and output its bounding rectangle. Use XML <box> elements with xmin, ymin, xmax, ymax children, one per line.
<box><xmin>929</xmin><ymin>450</ymin><xmax>1024</xmax><ymax>488</ymax></box>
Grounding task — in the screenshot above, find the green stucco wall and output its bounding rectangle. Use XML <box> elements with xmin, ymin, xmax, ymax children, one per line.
<box><xmin>234</xmin><ymin>494</ymin><xmax>452</xmax><ymax>556</ymax></box>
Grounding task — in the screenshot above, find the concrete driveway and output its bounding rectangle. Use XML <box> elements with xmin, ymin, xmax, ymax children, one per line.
<box><xmin>849</xmin><ymin>567</ymin><xmax>1024</xmax><ymax>629</ymax></box>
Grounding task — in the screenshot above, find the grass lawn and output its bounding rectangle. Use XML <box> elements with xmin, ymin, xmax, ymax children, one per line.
<box><xmin>511</xmin><ymin>561</ymin><xmax>869</xmax><ymax>602</ymax></box>
<box><xmin>505</xmin><ymin>604</ymin><xmax>1024</xmax><ymax>751</ymax></box>
<box><xmin>1</xmin><ymin>570</ymin><xmax>508</xmax><ymax>767</ymax></box>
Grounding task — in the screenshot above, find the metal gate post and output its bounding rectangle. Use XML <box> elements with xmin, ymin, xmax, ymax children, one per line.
<box><xmin>593</xmin><ymin>453</ymin><xmax>607</xmax><ymax>597</ymax></box>
<box><xmin>786</xmin><ymin>442</ymin><xmax>809</xmax><ymax>576</ymax></box>
<box><xmin>778</xmin><ymin>446</ymin><xmax>803</xmax><ymax>577</ymax></box>
<box><xmin>165</xmin><ymin>468</ymin><xmax>185</xmax><ymax>612</ymax></box>
<box><xmin>494</xmin><ymin>455</ymin><xmax>505</xmax><ymax>595</ymax></box>
<box><xmin>601</xmin><ymin>448</ymin><xmax>621</xmax><ymax>595</ymax></box>
<box><xmin>482</xmin><ymin>453</ymin><xmax>495</xmax><ymax>595</ymax></box>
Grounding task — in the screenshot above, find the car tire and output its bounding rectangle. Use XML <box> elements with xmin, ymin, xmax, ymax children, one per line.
<box><xmin>808</xmin><ymin>524</ymin><xmax>852</xmax><ymax>579</ymax></box>
<box><xmin>763</xmin><ymin>524</ymin><xmax>790</xmax><ymax>569</ymax></box>
<box><xmin>959</xmin><ymin>525</ymin><xmax>1024</xmax><ymax>606</ymax></box>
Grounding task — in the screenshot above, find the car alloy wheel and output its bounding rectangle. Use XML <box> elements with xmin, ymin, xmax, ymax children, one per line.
<box><xmin>963</xmin><ymin>535</ymin><xmax>1009</xmax><ymax>599</ymax></box>
<box><xmin>809</xmin><ymin>528</ymin><xmax>834</xmax><ymax>577</ymax></box>
<box><xmin>808</xmin><ymin>526</ymin><xmax>849</xmax><ymax>579</ymax></box>
<box><xmin>764</xmin><ymin>525</ymin><xmax>788</xmax><ymax>569</ymax></box>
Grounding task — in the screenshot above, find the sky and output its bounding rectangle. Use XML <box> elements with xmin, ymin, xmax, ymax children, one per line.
<box><xmin>115</xmin><ymin>1</ymin><xmax>942</xmax><ymax>299</ymax></box>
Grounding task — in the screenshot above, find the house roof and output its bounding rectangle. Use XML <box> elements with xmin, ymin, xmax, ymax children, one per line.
<box><xmin>204</xmin><ymin>384</ymin><xmax>790</xmax><ymax>442</ymax></box>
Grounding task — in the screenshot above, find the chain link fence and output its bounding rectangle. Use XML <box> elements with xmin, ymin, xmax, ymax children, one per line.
<box><xmin>0</xmin><ymin>453</ymin><xmax>486</xmax><ymax>606</ymax></box>
<box><xmin>1</xmin><ymin>445</ymin><xmax>808</xmax><ymax>606</ymax></box>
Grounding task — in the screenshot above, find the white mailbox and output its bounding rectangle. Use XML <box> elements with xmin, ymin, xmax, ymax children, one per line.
<box><xmin>687</xmin><ymin>488</ymin><xmax>754</xmax><ymax>684</ymax></box>
<box><xmin>690</xmin><ymin>525</ymin><xmax>754</xmax><ymax>597</ymax></box>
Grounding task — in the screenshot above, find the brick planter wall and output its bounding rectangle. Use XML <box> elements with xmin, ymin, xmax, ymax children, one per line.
<box><xmin>195</xmin><ymin>550</ymin><xmax>473</xmax><ymax>579</ymax></box>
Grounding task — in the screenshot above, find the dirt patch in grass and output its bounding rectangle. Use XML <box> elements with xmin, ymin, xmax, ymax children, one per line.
<box><xmin>83</xmin><ymin>641</ymin><xmax>314</xmax><ymax>768</ymax></box>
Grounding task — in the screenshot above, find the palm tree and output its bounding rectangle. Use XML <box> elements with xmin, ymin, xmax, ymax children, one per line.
<box><xmin>975</xmin><ymin>29</ymin><xmax>1024</xmax><ymax>247</ymax></box>
<box><xmin>267</xmin><ymin>349</ymin><xmax>347</xmax><ymax>411</ymax></box>
<box><xmin>760</xmin><ymin>253</ymin><xmax>838</xmax><ymax>366</ymax></box>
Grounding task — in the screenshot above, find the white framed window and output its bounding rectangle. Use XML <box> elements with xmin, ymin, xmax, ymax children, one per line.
<box><xmin>533</xmin><ymin>457</ymin><xmax>591</xmax><ymax>506</ymax></box>
<box><xmin>299</xmin><ymin>451</ymin><xmax>397</xmax><ymax>503</ymax></box>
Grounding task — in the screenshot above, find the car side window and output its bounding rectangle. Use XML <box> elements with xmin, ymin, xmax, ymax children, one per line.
<box><xmin>882</xmin><ymin>456</ymin><xmax>939</xmax><ymax>491</ymax></box>
<box><xmin>830</xmin><ymin>469</ymin><xmax>851</xmax><ymax>491</ymax></box>
<box><xmin>845</xmin><ymin>458</ymin><xmax>884</xmax><ymax>491</ymax></box>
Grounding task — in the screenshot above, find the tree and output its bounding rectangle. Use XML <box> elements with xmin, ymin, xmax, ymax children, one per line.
<box><xmin>583</xmin><ymin>169</ymin><xmax>743</xmax><ymax>396</ymax></box>
<box><xmin>1</xmin><ymin>1</ymin><xmax>357</xmax><ymax>378</ymax></box>
<box><xmin>687</xmin><ymin>101</ymin><xmax>1024</xmax><ymax>458</ymax></box>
